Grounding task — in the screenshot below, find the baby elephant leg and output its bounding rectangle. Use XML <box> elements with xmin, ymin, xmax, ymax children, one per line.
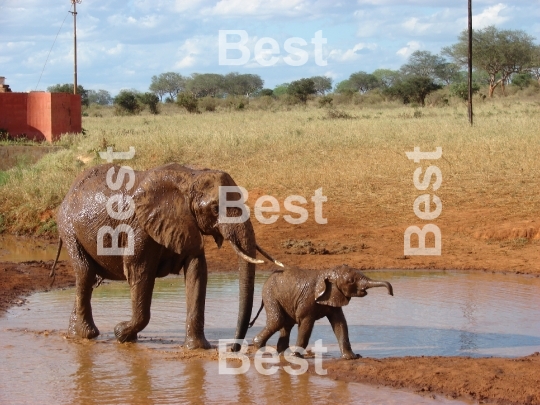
<box><xmin>253</xmin><ymin>301</ymin><xmax>283</xmax><ymax>349</ymax></box>
<box><xmin>276</xmin><ymin>320</ymin><xmax>295</xmax><ymax>354</ymax></box>
<box><xmin>327</xmin><ymin>308</ymin><xmax>360</xmax><ymax>360</ymax></box>
<box><xmin>293</xmin><ymin>316</ymin><xmax>316</xmax><ymax>358</ymax></box>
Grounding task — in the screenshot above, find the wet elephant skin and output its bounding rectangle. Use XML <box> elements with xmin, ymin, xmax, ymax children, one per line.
<box><xmin>252</xmin><ymin>265</ymin><xmax>393</xmax><ymax>359</ymax></box>
<box><xmin>56</xmin><ymin>163</ymin><xmax>262</xmax><ymax>349</ymax></box>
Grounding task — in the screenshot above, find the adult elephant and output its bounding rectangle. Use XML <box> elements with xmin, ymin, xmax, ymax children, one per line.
<box><xmin>52</xmin><ymin>163</ymin><xmax>281</xmax><ymax>349</ymax></box>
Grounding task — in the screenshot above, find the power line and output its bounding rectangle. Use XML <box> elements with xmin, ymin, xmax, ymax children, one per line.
<box><xmin>34</xmin><ymin>7</ymin><xmax>72</xmax><ymax>91</ymax></box>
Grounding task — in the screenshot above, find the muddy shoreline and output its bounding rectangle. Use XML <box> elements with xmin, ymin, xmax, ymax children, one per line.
<box><xmin>1</xmin><ymin>257</ymin><xmax>539</xmax><ymax>405</ymax></box>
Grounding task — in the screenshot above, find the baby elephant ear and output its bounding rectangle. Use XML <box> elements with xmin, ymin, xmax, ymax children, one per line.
<box><xmin>315</xmin><ymin>277</ymin><xmax>350</xmax><ymax>307</ymax></box>
<box><xmin>133</xmin><ymin>170</ymin><xmax>202</xmax><ymax>255</ymax></box>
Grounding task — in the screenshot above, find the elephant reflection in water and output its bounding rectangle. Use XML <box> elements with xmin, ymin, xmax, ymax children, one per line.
<box><xmin>73</xmin><ymin>343</ymin><xmax>153</xmax><ymax>404</ymax></box>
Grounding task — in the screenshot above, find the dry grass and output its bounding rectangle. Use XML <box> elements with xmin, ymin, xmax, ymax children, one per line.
<box><xmin>1</xmin><ymin>98</ymin><xmax>540</xmax><ymax>234</ymax></box>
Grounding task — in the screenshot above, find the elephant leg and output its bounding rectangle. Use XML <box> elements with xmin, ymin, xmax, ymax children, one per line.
<box><xmin>327</xmin><ymin>308</ymin><xmax>360</xmax><ymax>360</ymax></box>
<box><xmin>183</xmin><ymin>255</ymin><xmax>211</xmax><ymax>350</ymax></box>
<box><xmin>295</xmin><ymin>317</ymin><xmax>316</xmax><ymax>354</ymax></box>
<box><xmin>67</xmin><ymin>243</ymin><xmax>99</xmax><ymax>339</ymax></box>
<box><xmin>253</xmin><ymin>301</ymin><xmax>283</xmax><ymax>349</ymax></box>
<box><xmin>114</xmin><ymin>268</ymin><xmax>155</xmax><ymax>343</ymax></box>
<box><xmin>276</xmin><ymin>320</ymin><xmax>295</xmax><ymax>354</ymax></box>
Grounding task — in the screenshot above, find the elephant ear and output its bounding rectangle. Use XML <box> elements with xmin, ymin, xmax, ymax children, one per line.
<box><xmin>315</xmin><ymin>277</ymin><xmax>350</xmax><ymax>307</ymax></box>
<box><xmin>133</xmin><ymin>170</ymin><xmax>203</xmax><ymax>255</ymax></box>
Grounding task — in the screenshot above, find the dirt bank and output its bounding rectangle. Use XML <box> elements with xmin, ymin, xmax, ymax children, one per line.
<box><xmin>314</xmin><ymin>355</ymin><xmax>540</xmax><ymax>405</ymax></box>
<box><xmin>0</xmin><ymin>260</ymin><xmax>74</xmax><ymax>313</ymax></box>
<box><xmin>1</xmin><ymin>200</ymin><xmax>539</xmax><ymax>404</ymax></box>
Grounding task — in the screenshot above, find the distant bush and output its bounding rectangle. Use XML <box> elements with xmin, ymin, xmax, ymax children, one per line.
<box><xmin>512</xmin><ymin>73</ymin><xmax>534</xmax><ymax>90</ymax></box>
<box><xmin>114</xmin><ymin>90</ymin><xmax>143</xmax><ymax>115</ymax></box>
<box><xmin>318</xmin><ymin>95</ymin><xmax>333</xmax><ymax>108</ymax></box>
<box><xmin>287</xmin><ymin>79</ymin><xmax>316</xmax><ymax>104</ymax></box>
<box><xmin>223</xmin><ymin>96</ymin><xmax>247</xmax><ymax>110</ymax></box>
<box><xmin>450</xmin><ymin>82</ymin><xmax>480</xmax><ymax>101</ymax></box>
<box><xmin>199</xmin><ymin>96</ymin><xmax>217</xmax><ymax>112</ymax></box>
<box><xmin>258</xmin><ymin>89</ymin><xmax>274</xmax><ymax>97</ymax></box>
<box><xmin>137</xmin><ymin>92</ymin><xmax>160</xmax><ymax>115</ymax></box>
<box><xmin>177</xmin><ymin>92</ymin><xmax>199</xmax><ymax>114</ymax></box>
<box><xmin>326</xmin><ymin>109</ymin><xmax>354</xmax><ymax>119</ymax></box>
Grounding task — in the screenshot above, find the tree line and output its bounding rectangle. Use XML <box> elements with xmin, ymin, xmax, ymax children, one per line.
<box><xmin>48</xmin><ymin>25</ymin><xmax>540</xmax><ymax>112</ymax></box>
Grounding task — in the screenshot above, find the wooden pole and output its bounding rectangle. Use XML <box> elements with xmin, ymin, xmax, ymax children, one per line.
<box><xmin>468</xmin><ymin>0</ymin><xmax>473</xmax><ymax>126</ymax></box>
<box><xmin>72</xmin><ymin>1</ymin><xmax>79</xmax><ymax>95</ymax></box>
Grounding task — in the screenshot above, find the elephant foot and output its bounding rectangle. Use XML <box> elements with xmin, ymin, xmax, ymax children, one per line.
<box><xmin>341</xmin><ymin>352</ymin><xmax>361</xmax><ymax>360</ymax></box>
<box><xmin>114</xmin><ymin>322</ymin><xmax>138</xmax><ymax>343</ymax></box>
<box><xmin>184</xmin><ymin>335</ymin><xmax>211</xmax><ymax>350</ymax></box>
<box><xmin>68</xmin><ymin>310</ymin><xmax>100</xmax><ymax>339</ymax></box>
<box><xmin>252</xmin><ymin>335</ymin><xmax>266</xmax><ymax>350</ymax></box>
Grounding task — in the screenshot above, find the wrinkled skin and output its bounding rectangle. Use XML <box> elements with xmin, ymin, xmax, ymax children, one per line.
<box><xmin>56</xmin><ymin>163</ymin><xmax>261</xmax><ymax>349</ymax></box>
<box><xmin>252</xmin><ymin>265</ymin><xmax>393</xmax><ymax>359</ymax></box>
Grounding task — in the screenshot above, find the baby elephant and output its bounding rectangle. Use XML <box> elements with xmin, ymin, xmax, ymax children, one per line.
<box><xmin>250</xmin><ymin>265</ymin><xmax>393</xmax><ymax>359</ymax></box>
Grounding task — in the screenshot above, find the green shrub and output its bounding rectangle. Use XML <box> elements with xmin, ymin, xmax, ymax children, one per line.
<box><xmin>287</xmin><ymin>78</ymin><xmax>316</xmax><ymax>104</ymax></box>
<box><xmin>450</xmin><ymin>82</ymin><xmax>481</xmax><ymax>101</ymax></box>
<box><xmin>114</xmin><ymin>90</ymin><xmax>143</xmax><ymax>115</ymax></box>
<box><xmin>177</xmin><ymin>92</ymin><xmax>200</xmax><ymax>113</ymax></box>
<box><xmin>137</xmin><ymin>92</ymin><xmax>160</xmax><ymax>115</ymax></box>
<box><xmin>512</xmin><ymin>73</ymin><xmax>534</xmax><ymax>90</ymax></box>
<box><xmin>258</xmin><ymin>89</ymin><xmax>274</xmax><ymax>97</ymax></box>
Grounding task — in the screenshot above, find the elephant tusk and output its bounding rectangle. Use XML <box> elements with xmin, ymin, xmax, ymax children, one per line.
<box><xmin>229</xmin><ymin>241</ymin><xmax>265</xmax><ymax>264</ymax></box>
<box><xmin>256</xmin><ymin>244</ymin><xmax>284</xmax><ymax>268</ymax></box>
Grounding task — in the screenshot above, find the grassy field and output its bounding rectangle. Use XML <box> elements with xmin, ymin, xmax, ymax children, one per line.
<box><xmin>0</xmin><ymin>96</ymin><xmax>539</xmax><ymax>234</ymax></box>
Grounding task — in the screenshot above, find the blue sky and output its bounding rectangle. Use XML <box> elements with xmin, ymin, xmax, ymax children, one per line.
<box><xmin>1</xmin><ymin>0</ymin><xmax>539</xmax><ymax>95</ymax></box>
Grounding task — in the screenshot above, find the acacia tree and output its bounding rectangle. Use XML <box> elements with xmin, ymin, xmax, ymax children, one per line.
<box><xmin>384</xmin><ymin>76</ymin><xmax>441</xmax><ymax>106</ymax></box>
<box><xmin>443</xmin><ymin>26</ymin><xmax>537</xmax><ymax>97</ymax></box>
<box><xmin>310</xmin><ymin>76</ymin><xmax>333</xmax><ymax>95</ymax></box>
<box><xmin>149</xmin><ymin>72</ymin><xmax>186</xmax><ymax>101</ymax></box>
<box><xmin>223</xmin><ymin>72</ymin><xmax>263</xmax><ymax>97</ymax></box>
<box><xmin>287</xmin><ymin>78</ymin><xmax>316</xmax><ymax>103</ymax></box>
<box><xmin>372</xmin><ymin>69</ymin><xmax>401</xmax><ymax>89</ymax></box>
<box><xmin>348</xmin><ymin>71</ymin><xmax>380</xmax><ymax>93</ymax></box>
<box><xmin>400</xmin><ymin>50</ymin><xmax>460</xmax><ymax>85</ymax></box>
<box><xmin>186</xmin><ymin>73</ymin><xmax>224</xmax><ymax>97</ymax></box>
<box><xmin>529</xmin><ymin>45</ymin><xmax>540</xmax><ymax>84</ymax></box>
<box><xmin>87</xmin><ymin>89</ymin><xmax>112</xmax><ymax>105</ymax></box>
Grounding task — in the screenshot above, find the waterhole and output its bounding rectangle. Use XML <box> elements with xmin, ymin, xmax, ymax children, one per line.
<box><xmin>1</xmin><ymin>270</ymin><xmax>539</xmax><ymax>404</ymax></box>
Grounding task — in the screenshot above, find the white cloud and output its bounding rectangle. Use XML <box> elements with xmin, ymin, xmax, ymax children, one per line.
<box><xmin>329</xmin><ymin>43</ymin><xmax>378</xmax><ymax>62</ymax></box>
<box><xmin>106</xmin><ymin>44</ymin><xmax>123</xmax><ymax>55</ymax></box>
<box><xmin>473</xmin><ymin>3</ymin><xmax>510</xmax><ymax>29</ymax></box>
<box><xmin>106</xmin><ymin>14</ymin><xmax>161</xmax><ymax>28</ymax></box>
<box><xmin>202</xmin><ymin>0</ymin><xmax>309</xmax><ymax>17</ymax></box>
<box><xmin>174</xmin><ymin>36</ymin><xmax>217</xmax><ymax>69</ymax></box>
<box><xmin>396</xmin><ymin>41</ymin><xmax>421</xmax><ymax>58</ymax></box>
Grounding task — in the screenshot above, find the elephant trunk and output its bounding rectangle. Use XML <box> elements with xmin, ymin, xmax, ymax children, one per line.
<box><xmin>224</xmin><ymin>222</ymin><xmax>257</xmax><ymax>352</ymax></box>
<box><xmin>365</xmin><ymin>280</ymin><xmax>394</xmax><ymax>296</ymax></box>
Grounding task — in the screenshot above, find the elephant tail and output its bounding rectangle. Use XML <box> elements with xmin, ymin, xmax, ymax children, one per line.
<box><xmin>248</xmin><ymin>300</ymin><xmax>264</xmax><ymax>328</ymax></box>
<box><xmin>49</xmin><ymin>238</ymin><xmax>63</xmax><ymax>287</ymax></box>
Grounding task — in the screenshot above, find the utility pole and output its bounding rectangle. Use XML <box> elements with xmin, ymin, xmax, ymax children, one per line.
<box><xmin>71</xmin><ymin>0</ymin><xmax>82</xmax><ymax>95</ymax></box>
<box><xmin>468</xmin><ymin>0</ymin><xmax>473</xmax><ymax>126</ymax></box>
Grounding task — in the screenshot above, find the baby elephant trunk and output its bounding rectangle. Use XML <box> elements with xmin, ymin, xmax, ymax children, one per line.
<box><xmin>365</xmin><ymin>280</ymin><xmax>394</xmax><ymax>296</ymax></box>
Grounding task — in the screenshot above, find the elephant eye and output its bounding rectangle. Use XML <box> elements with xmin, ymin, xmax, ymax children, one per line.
<box><xmin>211</xmin><ymin>204</ymin><xmax>219</xmax><ymax>216</ymax></box>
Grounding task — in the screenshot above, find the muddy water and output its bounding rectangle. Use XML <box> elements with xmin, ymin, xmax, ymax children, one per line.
<box><xmin>1</xmin><ymin>271</ymin><xmax>539</xmax><ymax>404</ymax></box>
<box><xmin>0</xmin><ymin>235</ymin><xmax>68</xmax><ymax>262</ymax></box>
